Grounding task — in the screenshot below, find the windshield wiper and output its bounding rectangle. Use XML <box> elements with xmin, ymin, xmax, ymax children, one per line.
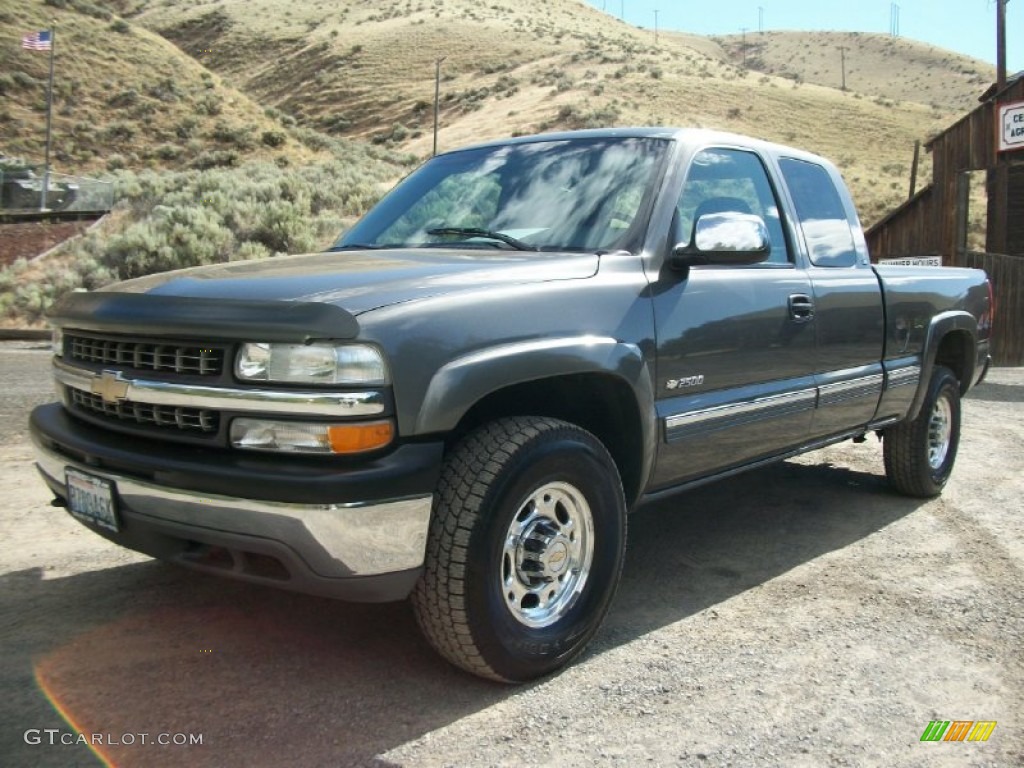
<box><xmin>327</xmin><ymin>243</ymin><xmax>390</xmax><ymax>251</ymax></box>
<box><xmin>426</xmin><ymin>227</ymin><xmax>535</xmax><ymax>251</ymax></box>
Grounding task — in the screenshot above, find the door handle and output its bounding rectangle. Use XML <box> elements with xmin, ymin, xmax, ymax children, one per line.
<box><xmin>788</xmin><ymin>294</ymin><xmax>815</xmax><ymax>322</ymax></box>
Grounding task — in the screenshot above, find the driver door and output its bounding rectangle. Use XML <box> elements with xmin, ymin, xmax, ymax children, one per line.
<box><xmin>648</xmin><ymin>147</ymin><xmax>818</xmax><ymax>489</ymax></box>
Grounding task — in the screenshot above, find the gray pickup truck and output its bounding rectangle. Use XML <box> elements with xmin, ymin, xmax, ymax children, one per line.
<box><xmin>31</xmin><ymin>128</ymin><xmax>992</xmax><ymax>682</ymax></box>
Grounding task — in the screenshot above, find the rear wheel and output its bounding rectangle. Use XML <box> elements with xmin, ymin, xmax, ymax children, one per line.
<box><xmin>883</xmin><ymin>365</ymin><xmax>961</xmax><ymax>497</ymax></box>
<box><xmin>411</xmin><ymin>416</ymin><xmax>627</xmax><ymax>682</ymax></box>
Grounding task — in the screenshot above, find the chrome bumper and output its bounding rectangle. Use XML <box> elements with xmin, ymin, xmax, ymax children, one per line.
<box><xmin>35</xmin><ymin>439</ymin><xmax>432</xmax><ymax>580</ymax></box>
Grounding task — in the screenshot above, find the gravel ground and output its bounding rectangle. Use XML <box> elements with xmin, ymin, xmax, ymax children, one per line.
<box><xmin>0</xmin><ymin>340</ymin><xmax>1021</xmax><ymax>767</ymax></box>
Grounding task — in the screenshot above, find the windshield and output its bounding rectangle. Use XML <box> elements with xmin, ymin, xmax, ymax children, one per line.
<box><xmin>336</xmin><ymin>137</ymin><xmax>670</xmax><ymax>253</ymax></box>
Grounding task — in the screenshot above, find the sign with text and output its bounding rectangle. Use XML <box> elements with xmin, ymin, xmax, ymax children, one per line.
<box><xmin>880</xmin><ymin>256</ymin><xmax>943</xmax><ymax>267</ymax></box>
<box><xmin>999</xmin><ymin>100</ymin><xmax>1024</xmax><ymax>152</ymax></box>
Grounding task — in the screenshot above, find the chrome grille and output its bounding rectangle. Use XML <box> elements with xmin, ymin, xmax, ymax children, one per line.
<box><xmin>68</xmin><ymin>334</ymin><xmax>224</xmax><ymax>376</ymax></box>
<box><xmin>71</xmin><ymin>389</ymin><xmax>219</xmax><ymax>433</ymax></box>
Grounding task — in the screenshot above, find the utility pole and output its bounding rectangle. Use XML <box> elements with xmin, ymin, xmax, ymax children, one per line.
<box><xmin>620</xmin><ymin>0</ymin><xmax>624</xmax><ymax>21</ymax></box>
<box><xmin>838</xmin><ymin>45</ymin><xmax>848</xmax><ymax>91</ymax></box>
<box><xmin>740</xmin><ymin>27</ymin><xmax>748</xmax><ymax>67</ymax></box>
<box><xmin>654</xmin><ymin>9</ymin><xmax>659</xmax><ymax>45</ymax></box>
<box><xmin>758</xmin><ymin>6</ymin><xmax>764</xmax><ymax>34</ymax></box>
<box><xmin>996</xmin><ymin>0</ymin><xmax>1008</xmax><ymax>92</ymax></box>
<box><xmin>889</xmin><ymin>3</ymin><xmax>900</xmax><ymax>37</ymax></box>
<box><xmin>433</xmin><ymin>56</ymin><xmax>446</xmax><ymax>157</ymax></box>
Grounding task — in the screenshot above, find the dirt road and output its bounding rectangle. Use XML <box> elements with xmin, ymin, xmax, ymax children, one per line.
<box><xmin>1</xmin><ymin>340</ymin><xmax>1021</xmax><ymax>767</ymax></box>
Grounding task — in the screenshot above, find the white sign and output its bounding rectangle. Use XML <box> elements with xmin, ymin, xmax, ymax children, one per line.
<box><xmin>880</xmin><ymin>256</ymin><xmax>943</xmax><ymax>267</ymax></box>
<box><xmin>999</xmin><ymin>100</ymin><xmax>1024</xmax><ymax>152</ymax></box>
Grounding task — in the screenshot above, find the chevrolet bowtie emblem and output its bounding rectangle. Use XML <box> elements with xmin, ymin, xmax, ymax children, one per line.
<box><xmin>91</xmin><ymin>370</ymin><xmax>130</xmax><ymax>404</ymax></box>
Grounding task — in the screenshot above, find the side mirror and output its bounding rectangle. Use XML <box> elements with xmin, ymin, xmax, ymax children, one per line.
<box><xmin>671</xmin><ymin>212</ymin><xmax>771</xmax><ymax>269</ymax></box>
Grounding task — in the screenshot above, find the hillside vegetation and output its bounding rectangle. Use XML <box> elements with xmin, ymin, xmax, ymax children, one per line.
<box><xmin>0</xmin><ymin>149</ymin><xmax>416</xmax><ymax>324</ymax></box>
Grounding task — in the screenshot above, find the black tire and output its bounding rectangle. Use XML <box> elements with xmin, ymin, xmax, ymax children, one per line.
<box><xmin>883</xmin><ymin>365</ymin><xmax>961</xmax><ymax>498</ymax></box>
<box><xmin>411</xmin><ymin>417</ymin><xmax>627</xmax><ymax>683</ymax></box>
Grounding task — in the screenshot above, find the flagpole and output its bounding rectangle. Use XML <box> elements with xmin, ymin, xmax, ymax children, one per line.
<box><xmin>41</xmin><ymin>22</ymin><xmax>55</xmax><ymax>211</ymax></box>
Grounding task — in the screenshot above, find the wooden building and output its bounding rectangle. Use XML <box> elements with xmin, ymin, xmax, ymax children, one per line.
<box><xmin>866</xmin><ymin>75</ymin><xmax>1024</xmax><ymax>365</ymax></box>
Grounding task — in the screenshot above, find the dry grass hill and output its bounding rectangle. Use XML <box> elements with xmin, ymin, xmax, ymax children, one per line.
<box><xmin>712</xmin><ymin>30</ymin><xmax>993</xmax><ymax>116</ymax></box>
<box><xmin>102</xmin><ymin>0</ymin><xmax>994</xmax><ymax>226</ymax></box>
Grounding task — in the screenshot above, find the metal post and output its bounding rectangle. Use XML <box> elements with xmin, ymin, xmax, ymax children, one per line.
<box><xmin>909</xmin><ymin>139</ymin><xmax>921</xmax><ymax>199</ymax></box>
<box><xmin>955</xmin><ymin>171</ymin><xmax>970</xmax><ymax>257</ymax></box>
<box><xmin>41</xmin><ymin>22</ymin><xmax>56</xmax><ymax>211</ymax></box>
<box><xmin>433</xmin><ymin>56</ymin><xmax>446</xmax><ymax>157</ymax></box>
<box><xmin>839</xmin><ymin>45</ymin><xmax>848</xmax><ymax>91</ymax></box>
<box><xmin>654</xmin><ymin>9</ymin><xmax>658</xmax><ymax>45</ymax></box>
<box><xmin>996</xmin><ymin>0</ymin><xmax>1008</xmax><ymax>92</ymax></box>
<box><xmin>620</xmin><ymin>0</ymin><xmax>624</xmax><ymax>21</ymax></box>
<box><xmin>758</xmin><ymin>6</ymin><xmax>764</xmax><ymax>33</ymax></box>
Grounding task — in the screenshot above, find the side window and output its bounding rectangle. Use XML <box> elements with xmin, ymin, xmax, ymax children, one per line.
<box><xmin>778</xmin><ymin>157</ymin><xmax>858</xmax><ymax>268</ymax></box>
<box><xmin>677</xmin><ymin>148</ymin><xmax>790</xmax><ymax>265</ymax></box>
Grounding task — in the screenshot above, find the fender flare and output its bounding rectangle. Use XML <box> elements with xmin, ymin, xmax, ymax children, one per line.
<box><xmin>908</xmin><ymin>310</ymin><xmax>977</xmax><ymax>421</ymax></box>
<box><xmin>414</xmin><ymin>336</ymin><xmax>658</xmax><ymax>492</ymax></box>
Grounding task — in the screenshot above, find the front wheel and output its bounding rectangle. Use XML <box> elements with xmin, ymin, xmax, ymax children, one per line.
<box><xmin>411</xmin><ymin>417</ymin><xmax>627</xmax><ymax>682</ymax></box>
<box><xmin>883</xmin><ymin>365</ymin><xmax>962</xmax><ymax>497</ymax></box>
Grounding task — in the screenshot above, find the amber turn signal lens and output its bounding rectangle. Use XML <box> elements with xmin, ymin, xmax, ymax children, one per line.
<box><xmin>327</xmin><ymin>420</ymin><xmax>394</xmax><ymax>454</ymax></box>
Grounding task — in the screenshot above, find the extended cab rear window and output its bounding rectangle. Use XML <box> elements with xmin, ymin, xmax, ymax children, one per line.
<box><xmin>778</xmin><ymin>157</ymin><xmax>858</xmax><ymax>268</ymax></box>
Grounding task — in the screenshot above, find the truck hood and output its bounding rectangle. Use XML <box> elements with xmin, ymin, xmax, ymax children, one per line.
<box><xmin>110</xmin><ymin>248</ymin><xmax>599</xmax><ymax>314</ymax></box>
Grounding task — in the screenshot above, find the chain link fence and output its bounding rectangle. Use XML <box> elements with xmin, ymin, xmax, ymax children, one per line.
<box><xmin>0</xmin><ymin>170</ymin><xmax>113</xmax><ymax>214</ymax></box>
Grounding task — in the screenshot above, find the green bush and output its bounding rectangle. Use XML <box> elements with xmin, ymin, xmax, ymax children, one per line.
<box><xmin>261</xmin><ymin>130</ymin><xmax>286</xmax><ymax>148</ymax></box>
<box><xmin>108</xmin><ymin>88</ymin><xmax>139</xmax><ymax>108</ymax></box>
<box><xmin>102</xmin><ymin>122</ymin><xmax>135</xmax><ymax>142</ymax></box>
<box><xmin>175</xmin><ymin>117</ymin><xmax>199</xmax><ymax>139</ymax></box>
<box><xmin>12</xmin><ymin>72</ymin><xmax>39</xmax><ymax>89</ymax></box>
<box><xmin>210</xmin><ymin>121</ymin><xmax>255</xmax><ymax>150</ymax></box>
<box><xmin>195</xmin><ymin>94</ymin><xmax>222</xmax><ymax>116</ymax></box>
<box><xmin>155</xmin><ymin>144</ymin><xmax>183</xmax><ymax>161</ymax></box>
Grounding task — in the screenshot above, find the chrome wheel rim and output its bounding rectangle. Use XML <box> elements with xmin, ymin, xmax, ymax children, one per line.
<box><xmin>501</xmin><ymin>481</ymin><xmax>594</xmax><ymax>629</ymax></box>
<box><xmin>927</xmin><ymin>396</ymin><xmax>953</xmax><ymax>470</ymax></box>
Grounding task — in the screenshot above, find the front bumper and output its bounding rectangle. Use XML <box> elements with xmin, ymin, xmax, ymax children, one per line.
<box><xmin>31</xmin><ymin>403</ymin><xmax>443</xmax><ymax>602</ymax></box>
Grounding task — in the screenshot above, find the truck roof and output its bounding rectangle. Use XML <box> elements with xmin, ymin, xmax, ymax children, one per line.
<box><xmin>440</xmin><ymin>127</ymin><xmax>832</xmax><ymax>168</ymax></box>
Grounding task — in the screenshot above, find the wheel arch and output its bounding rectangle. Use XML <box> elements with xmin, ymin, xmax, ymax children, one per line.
<box><xmin>414</xmin><ymin>337</ymin><xmax>656</xmax><ymax>507</ymax></box>
<box><xmin>908</xmin><ymin>311</ymin><xmax>977</xmax><ymax>420</ymax></box>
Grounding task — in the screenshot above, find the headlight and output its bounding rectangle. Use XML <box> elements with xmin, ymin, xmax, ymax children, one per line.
<box><xmin>230</xmin><ymin>418</ymin><xmax>394</xmax><ymax>454</ymax></box>
<box><xmin>52</xmin><ymin>326</ymin><xmax>64</xmax><ymax>357</ymax></box>
<box><xmin>236</xmin><ymin>343</ymin><xmax>387</xmax><ymax>385</ymax></box>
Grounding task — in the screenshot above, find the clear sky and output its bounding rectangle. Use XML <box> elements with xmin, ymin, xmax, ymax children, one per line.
<box><xmin>584</xmin><ymin>0</ymin><xmax>1023</xmax><ymax>72</ymax></box>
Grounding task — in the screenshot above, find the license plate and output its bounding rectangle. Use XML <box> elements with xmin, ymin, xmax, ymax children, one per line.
<box><xmin>65</xmin><ymin>468</ymin><xmax>119</xmax><ymax>532</ymax></box>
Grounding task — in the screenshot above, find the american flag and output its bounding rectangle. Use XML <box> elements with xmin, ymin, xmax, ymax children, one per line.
<box><xmin>21</xmin><ymin>30</ymin><xmax>52</xmax><ymax>51</ymax></box>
